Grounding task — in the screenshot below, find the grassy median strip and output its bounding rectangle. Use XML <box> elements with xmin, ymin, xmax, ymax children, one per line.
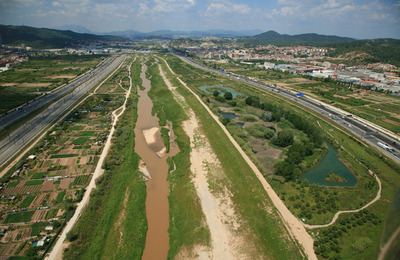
<box><xmin>64</xmin><ymin>57</ymin><xmax>147</xmax><ymax>260</ymax></box>
<box><xmin>160</xmin><ymin>56</ymin><xmax>304</xmax><ymax>258</ymax></box>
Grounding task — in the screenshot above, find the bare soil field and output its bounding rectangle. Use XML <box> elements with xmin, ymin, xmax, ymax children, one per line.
<box><xmin>49</xmin><ymin>192</ymin><xmax>58</xmax><ymax>203</ymax></box>
<box><xmin>32</xmin><ymin>210</ymin><xmax>48</xmax><ymax>222</ymax></box>
<box><xmin>40</xmin><ymin>181</ymin><xmax>56</xmax><ymax>192</ymax></box>
<box><xmin>1</xmin><ymin>228</ymin><xmax>31</xmax><ymax>243</ymax></box>
<box><xmin>78</xmin><ymin>156</ymin><xmax>89</xmax><ymax>165</ymax></box>
<box><xmin>1</xmin><ymin>83</ymin><xmax>18</xmax><ymax>86</ymax></box>
<box><xmin>2</xmin><ymin>243</ymin><xmax>17</xmax><ymax>256</ymax></box>
<box><xmin>1</xmin><ymin>185</ymin><xmax>41</xmax><ymax>196</ymax></box>
<box><xmin>59</xmin><ymin>158</ymin><xmax>78</xmax><ymax>167</ymax></box>
<box><xmin>31</xmin><ymin>194</ymin><xmax>45</xmax><ymax>208</ymax></box>
<box><xmin>20</xmin><ymin>83</ymin><xmax>53</xmax><ymax>87</ymax></box>
<box><xmin>59</xmin><ymin>178</ymin><xmax>73</xmax><ymax>190</ymax></box>
<box><xmin>56</xmin><ymin>209</ymin><xmax>65</xmax><ymax>217</ymax></box>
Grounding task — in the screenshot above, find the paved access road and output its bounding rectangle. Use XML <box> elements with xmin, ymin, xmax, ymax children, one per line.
<box><xmin>0</xmin><ymin>54</ymin><xmax>127</xmax><ymax>168</ymax></box>
<box><xmin>172</xmin><ymin>51</ymin><xmax>400</xmax><ymax>163</ymax></box>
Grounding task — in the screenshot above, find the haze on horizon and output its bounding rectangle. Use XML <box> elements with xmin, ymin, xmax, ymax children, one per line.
<box><xmin>0</xmin><ymin>0</ymin><xmax>399</xmax><ymax>39</ymax></box>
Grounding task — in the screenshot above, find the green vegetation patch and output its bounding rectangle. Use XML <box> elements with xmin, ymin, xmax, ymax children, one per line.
<box><xmin>72</xmin><ymin>175</ymin><xmax>90</xmax><ymax>186</ymax></box>
<box><xmin>70</xmin><ymin>126</ymin><xmax>84</xmax><ymax>131</ymax></box>
<box><xmin>80</xmin><ymin>131</ymin><xmax>96</xmax><ymax>137</ymax></box>
<box><xmin>50</xmin><ymin>154</ymin><xmax>78</xmax><ymax>159</ymax></box>
<box><xmin>7</xmin><ymin>181</ymin><xmax>20</xmax><ymax>188</ymax></box>
<box><xmin>20</xmin><ymin>196</ymin><xmax>35</xmax><ymax>208</ymax></box>
<box><xmin>239</xmin><ymin>115</ymin><xmax>258</xmax><ymax>122</ymax></box>
<box><xmin>73</xmin><ymin>145</ymin><xmax>91</xmax><ymax>150</ymax></box>
<box><xmin>72</xmin><ymin>137</ymin><xmax>90</xmax><ymax>145</ymax></box>
<box><xmin>56</xmin><ymin>191</ymin><xmax>66</xmax><ymax>203</ymax></box>
<box><xmin>245</xmin><ymin>123</ymin><xmax>271</xmax><ymax>139</ymax></box>
<box><xmin>160</xmin><ymin>127</ymin><xmax>170</xmax><ymax>153</ymax></box>
<box><xmin>4</xmin><ymin>211</ymin><xmax>34</xmax><ymax>223</ymax></box>
<box><xmin>45</xmin><ymin>208</ymin><xmax>58</xmax><ymax>219</ymax></box>
<box><xmin>24</xmin><ymin>180</ymin><xmax>44</xmax><ymax>186</ymax></box>
<box><xmin>30</xmin><ymin>222</ymin><xmax>47</xmax><ymax>236</ymax></box>
<box><xmin>31</xmin><ymin>172</ymin><xmax>46</xmax><ymax>179</ymax></box>
<box><xmin>325</xmin><ymin>172</ymin><xmax>347</xmax><ymax>183</ymax></box>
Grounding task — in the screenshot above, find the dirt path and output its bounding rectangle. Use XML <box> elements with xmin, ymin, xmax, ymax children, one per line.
<box><xmin>303</xmin><ymin>172</ymin><xmax>381</xmax><ymax>229</ymax></box>
<box><xmin>46</xmin><ymin>58</ymin><xmax>133</xmax><ymax>260</ymax></box>
<box><xmin>160</xmin><ymin>57</ymin><xmax>316</xmax><ymax>260</ymax></box>
<box><xmin>160</xmin><ymin>64</ymin><xmax>252</xmax><ymax>259</ymax></box>
<box><xmin>378</xmin><ymin>225</ymin><xmax>400</xmax><ymax>260</ymax></box>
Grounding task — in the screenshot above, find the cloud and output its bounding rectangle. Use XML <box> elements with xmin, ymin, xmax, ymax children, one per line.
<box><xmin>205</xmin><ymin>0</ymin><xmax>251</xmax><ymax>16</ymax></box>
<box><xmin>152</xmin><ymin>0</ymin><xmax>196</xmax><ymax>13</ymax></box>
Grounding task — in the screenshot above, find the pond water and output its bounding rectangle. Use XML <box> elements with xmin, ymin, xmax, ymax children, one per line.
<box><xmin>301</xmin><ymin>141</ymin><xmax>357</xmax><ymax>187</ymax></box>
<box><xmin>219</xmin><ymin>111</ymin><xmax>238</xmax><ymax>120</ymax></box>
<box><xmin>199</xmin><ymin>85</ymin><xmax>247</xmax><ymax>98</ymax></box>
<box><xmin>236</xmin><ymin>122</ymin><xmax>244</xmax><ymax>127</ymax></box>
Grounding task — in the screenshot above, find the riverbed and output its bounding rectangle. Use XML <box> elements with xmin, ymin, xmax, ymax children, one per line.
<box><xmin>134</xmin><ymin>63</ymin><xmax>179</xmax><ymax>259</ymax></box>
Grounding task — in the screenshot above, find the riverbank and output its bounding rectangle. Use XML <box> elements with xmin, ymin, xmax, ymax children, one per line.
<box><xmin>160</xmin><ymin>55</ymin><xmax>310</xmax><ymax>259</ymax></box>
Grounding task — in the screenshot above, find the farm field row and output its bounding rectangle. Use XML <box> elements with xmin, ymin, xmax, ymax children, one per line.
<box><xmin>0</xmin><ymin>54</ymin><xmax>106</xmax><ymax>114</ymax></box>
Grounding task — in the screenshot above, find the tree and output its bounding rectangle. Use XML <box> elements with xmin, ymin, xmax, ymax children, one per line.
<box><xmin>213</xmin><ymin>90</ymin><xmax>220</xmax><ymax>97</ymax></box>
<box><xmin>224</xmin><ymin>91</ymin><xmax>233</xmax><ymax>100</ymax></box>
<box><xmin>262</xmin><ymin>111</ymin><xmax>273</xmax><ymax>122</ymax></box>
<box><xmin>272</xmin><ymin>130</ymin><xmax>294</xmax><ymax>147</ymax></box>
<box><xmin>221</xmin><ymin>118</ymin><xmax>230</xmax><ymax>125</ymax></box>
<box><xmin>274</xmin><ymin>161</ymin><xmax>296</xmax><ymax>181</ymax></box>
<box><xmin>66</xmin><ymin>231</ymin><xmax>78</xmax><ymax>242</ymax></box>
<box><xmin>264</xmin><ymin>128</ymin><xmax>275</xmax><ymax>139</ymax></box>
<box><xmin>245</xmin><ymin>95</ymin><xmax>261</xmax><ymax>107</ymax></box>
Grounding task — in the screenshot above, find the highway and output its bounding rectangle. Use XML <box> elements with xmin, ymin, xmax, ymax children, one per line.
<box><xmin>171</xmin><ymin>51</ymin><xmax>400</xmax><ymax>163</ymax></box>
<box><xmin>0</xmin><ymin>54</ymin><xmax>127</xmax><ymax>168</ymax></box>
<box><xmin>0</xmin><ymin>55</ymin><xmax>118</xmax><ymax>131</ymax></box>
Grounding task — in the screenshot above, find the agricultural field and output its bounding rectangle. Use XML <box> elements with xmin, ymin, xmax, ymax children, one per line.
<box><xmin>0</xmin><ymin>53</ymin><xmax>106</xmax><ymax>114</ymax></box>
<box><xmin>0</xmin><ymin>58</ymin><xmax>130</xmax><ymax>259</ymax></box>
<box><xmin>163</xmin><ymin>54</ymin><xmax>400</xmax><ymax>259</ymax></box>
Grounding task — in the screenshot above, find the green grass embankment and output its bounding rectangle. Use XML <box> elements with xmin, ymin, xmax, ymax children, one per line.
<box><xmin>146</xmin><ymin>60</ymin><xmax>211</xmax><ymax>258</ymax></box>
<box><xmin>64</xmin><ymin>58</ymin><xmax>147</xmax><ymax>260</ymax></box>
<box><xmin>162</xmin><ymin>55</ymin><xmax>304</xmax><ymax>259</ymax></box>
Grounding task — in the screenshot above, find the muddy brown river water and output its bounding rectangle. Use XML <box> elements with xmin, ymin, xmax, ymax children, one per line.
<box><xmin>135</xmin><ymin>63</ymin><xmax>179</xmax><ymax>260</ymax></box>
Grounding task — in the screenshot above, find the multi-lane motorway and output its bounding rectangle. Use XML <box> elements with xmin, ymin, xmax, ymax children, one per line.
<box><xmin>172</xmin><ymin>51</ymin><xmax>400</xmax><ymax>163</ymax></box>
<box><xmin>0</xmin><ymin>54</ymin><xmax>127</xmax><ymax>168</ymax></box>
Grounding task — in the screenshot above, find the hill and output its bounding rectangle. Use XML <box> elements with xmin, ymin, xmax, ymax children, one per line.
<box><xmin>0</xmin><ymin>24</ymin><xmax>125</xmax><ymax>49</ymax></box>
<box><xmin>242</xmin><ymin>30</ymin><xmax>355</xmax><ymax>45</ymax></box>
<box><xmin>328</xmin><ymin>38</ymin><xmax>400</xmax><ymax>67</ymax></box>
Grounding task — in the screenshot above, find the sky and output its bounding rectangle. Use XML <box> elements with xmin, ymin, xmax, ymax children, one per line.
<box><xmin>0</xmin><ymin>0</ymin><xmax>399</xmax><ymax>39</ymax></box>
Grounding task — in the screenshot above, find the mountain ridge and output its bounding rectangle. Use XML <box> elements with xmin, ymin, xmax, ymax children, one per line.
<box><xmin>0</xmin><ymin>24</ymin><xmax>125</xmax><ymax>49</ymax></box>
<box><xmin>247</xmin><ymin>30</ymin><xmax>356</xmax><ymax>45</ymax></box>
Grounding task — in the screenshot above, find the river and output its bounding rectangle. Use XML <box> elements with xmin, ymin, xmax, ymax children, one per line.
<box><xmin>134</xmin><ymin>63</ymin><xmax>179</xmax><ymax>259</ymax></box>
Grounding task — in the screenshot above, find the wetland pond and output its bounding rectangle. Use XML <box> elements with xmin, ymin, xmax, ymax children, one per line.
<box><xmin>301</xmin><ymin>141</ymin><xmax>357</xmax><ymax>187</ymax></box>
